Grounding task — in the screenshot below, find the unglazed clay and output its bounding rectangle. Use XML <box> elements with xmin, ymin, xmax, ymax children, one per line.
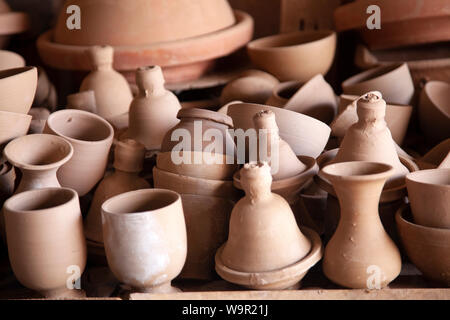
<box><xmin>0</xmin><ymin>66</ymin><xmax>37</xmax><ymax>114</ymax></box>
<box><xmin>128</xmin><ymin>65</ymin><xmax>181</xmax><ymax>151</ymax></box>
<box><xmin>0</xmin><ymin>110</ymin><xmax>31</xmax><ymax>146</ymax></box>
<box><xmin>3</xmin><ymin>188</ymin><xmax>86</xmax><ymax>298</ymax></box>
<box><xmin>416</xmin><ymin>139</ymin><xmax>450</xmax><ymax>170</ymax></box>
<box><xmin>80</xmin><ymin>45</ymin><xmax>133</xmax><ymax>120</ymax></box>
<box><xmin>28</xmin><ymin>107</ymin><xmax>51</xmax><ymax>134</ymax></box>
<box><xmin>3</xmin><ymin>134</ymin><xmax>73</xmax><ymax>193</ymax></box>
<box><xmin>321</xmin><ymin>161</ymin><xmax>401</xmax><ymax>289</ymax></box>
<box><xmin>43</xmin><ymin>109</ymin><xmax>114</xmax><ymax>196</ymax></box>
<box><xmin>220</xmin><ymin>75</ymin><xmax>278</xmax><ymax>105</ymax></box>
<box><xmin>102</xmin><ymin>189</ymin><xmax>187</xmax><ymax>293</ymax></box>
<box><xmin>34</xmin><ymin>67</ymin><xmax>57</xmax><ymax>110</ymax></box>
<box><xmin>85</xmin><ymin>139</ymin><xmax>150</xmax><ymax>244</ymax></box>
<box><xmin>67</xmin><ymin>90</ymin><xmax>97</xmax><ymax>114</ymax></box>
<box><xmin>266</xmin><ymin>81</ymin><xmax>301</xmax><ymax>107</ymax></box>
<box><xmin>0</xmin><ymin>50</ymin><xmax>25</xmax><ymax>70</ymax></box>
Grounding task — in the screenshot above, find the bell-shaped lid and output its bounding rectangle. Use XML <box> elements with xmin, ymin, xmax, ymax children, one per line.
<box><xmin>113</xmin><ymin>139</ymin><xmax>146</xmax><ymax>173</ymax></box>
<box><xmin>220</xmin><ymin>162</ymin><xmax>312</xmax><ymax>273</ymax></box>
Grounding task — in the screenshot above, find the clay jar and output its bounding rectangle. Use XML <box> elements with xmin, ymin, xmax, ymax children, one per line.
<box><xmin>215</xmin><ymin>162</ymin><xmax>323</xmax><ymax>289</ymax></box>
<box><xmin>3</xmin><ymin>134</ymin><xmax>73</xmax><ymax>193</ymax></box>
<box><xmin>3</xmin><ymin>188</ymin><xmax>86</xmax><ymax>298</ymax></box>
<box><xmin>320</xmin><ymin>161</ymin><xmax>401</xmax><ymax>289</ymax></box>
<box><xmin>85</xmin><ymin>139</ymin><xmax>150</xmax><ymax>244</ymax></box>
<box><xmin>43</xmin><ymin>109</ymin><xmax>114</xmax><ymax>196</ymax></box>
<box><xmin>128</xmin><ymin>65</ymin><xmax>181</xmax><ymax>151</ymax></box>
<box><xmin>406</xmin><ymin>169</ymin><xmax>450</xmax><ymax>229</ymax></box>
<box><xmin>102</xmin><ymin>189</ymin><xmax>187</xmax><ymax>293</ymax></box>
<box><xmin>332</xmin><ymin>92</ymin><xmax>409</xmax><ymax>187</ymax></box>
<box><xmin>80</xmin><ymin>45</ymin><xmax>133</xmax><ymax>120</ymax></box>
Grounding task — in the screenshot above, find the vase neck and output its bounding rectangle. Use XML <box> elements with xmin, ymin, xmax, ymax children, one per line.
<box><xmin>17</xmin><ymin>167</ymin><xmax>60</xmax><ymax>193</ymax></box>
<box><xmin>136</xmin><ymin>66</ymin><xmax>166</xmax><ymax>98</ymax></box>
<box><xmin>241</xmin><ymin>162</ymin><xmax>273</xmax><ymax>201</ymax></box>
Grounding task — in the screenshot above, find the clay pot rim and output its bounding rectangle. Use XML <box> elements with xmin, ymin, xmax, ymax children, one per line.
<box><xmin>153</xmin><ymin>166</ymin><xmax>235</xmax><ymax>183</ymax></box>
<box><xmin>215</xmin><ymin>227</ymin><xmax>323</xmax><ymax>287</ymax></box>
<box><xmin>0</xmin><ymin>109</ymin><xmax>32</xmax><ymax>120</ymax></box>
<box><xmin>177</xmin><ymin>108</ymin><xmax>234</xmax><ymax>128</ymax></box>
<box><xmin>406</xmin><ymin>168</ymin><xmax>450</xmax><ymax>188</ymax></box>
<box><xmin>0</xmin><ymin>66</ymin><xmax>35</xmax><ymax>80</ymax></box>
<box><xmin>0</xmin><ymin>11</ymin><xmax>30</xmax><ymax>36</ymax></box>
<box><xmin>3</xmin><ymin>133</ymin><xmax>74</xmax><ymax>171</ymax></box>
<box><xmin>46</xmin><ymin>109</ymin><xmax>114</xmax><ymax>146</ymax></box>
<box><xmin>321</xmin><ymin>161</ymin><xmax>395</xmax><ymax>182</ymax></box>
<box><xmin>0</xmin><ymin>160</ymin><xmax>12</xmax><ymax>175</ymax></box>
<box><xmin>396</xmin><ymin>205</ymin><xmax>450</xmax><ymax>238</ymax></box>
<box><xmin>270</xmin><ymin>80</ymin><xmax>302</xmax><ymax>104</ymax></box>
<box><xmin>342</xmin><ymin>62</ymin><xmax>407</xmax><ymax>89</ymax></box>
<box><xmin>423</xmin><ymin>80</ymin><xmax>450</xmax><ymax>118</ymax></box>
<box><xmin>0</xmin><ymin>50</ymin><xmax>25</xmax><ymax>69</ymax></box>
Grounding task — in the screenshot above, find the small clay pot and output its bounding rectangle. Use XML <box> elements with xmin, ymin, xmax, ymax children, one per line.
<box><xmin>0</xmin><ymin>110</ymin><xmax>31</xmax><ymax>146</ymax></box>
<box><xmin>416</xmin><ymin>139</ymin><xmax>450</xmax><ymax>169</ymax></box>
<box><xmin>67</xmin><ymin>90</ymin><xmax>97</xmax><ymax>114</ymax></box>
<box><xmin>4</xmin><ymin>188</ymin><xmax>87</xmax><ymax>298</ymax></box>
<box><xmin>266</xmin><ymin>80</ymin><xmax>301</xmax><ymax>107</ymax></box>
<box><xmin>220</xmin><ymin>75</ymin><xmax>278</xmax><ymax>105</ymax></box>
<box><xmin>3</xmin><ymin>134</ymin><xmax>73</xmax><ymax>193</ymax></box>
<box><xmin>247</xmin><ymin>30</ymin><xmax>336</xmax><ymax>82</ymax></box>
<box><xmin>0</xmin><ymin>66</ymin><xmax>37</xmax><ymax>114</ymax></box>
<box><xmin>406</xmin><ymin>169</ymin><xmax>450</xmax><ymax>229</ymax></box>
<box><xmin>28</xmin><ymin>107</ymin><xmax>51</xmax><ymax>134</ymax></box>
<box><xmin>0</xmin><ymin>50</ymin><xmax>25</xmax><ymax>70</ymax></box>
<box><xmin>102</xmin><ymin>189</ymin><xmax>187</xmax><ymax>293</ymax></box>
<box><xmin>44</xmin><ymin>109</ymin><xmax>114</xmax><ymax>196</ymax></box>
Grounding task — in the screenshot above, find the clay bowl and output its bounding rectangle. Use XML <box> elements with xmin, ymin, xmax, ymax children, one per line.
<box><xmin>416</xmin><ymin>139</ymin><xmax>450</xmax><ymax>170</ymax></box>
<box><xmin>43</xmin><ymin>109</ymin><xmax>114</xmax><ymax>196</ymax></box>
<box><xmin>266</xmin><ymin>81</ymin><xmax>301</xmax><ymax>107</ymax></box>
<box><xmin>227</xmin><ymin>103</ymin><xmax>331</xmax><ymax>158</ymax></box>
<box><xmin>233</xmin><ymin>156</ymin><xmax>318</xmax><ymax>204</ymax></box>
<box><xmin>0</xmin><ymin>50</ymin><xmax>25</xmax><ymax>70</ymax></box>
<box><xmin>0</xmin><ymin>1</ymin><xmax>30</xmax><ymax>48</ymax></box>
<box><xmin>215</xmin><ymin>227</ymin><xmax>323</xmax><ymax>290</ymax></box>
<box><xmin>0</xmin><ymin>66</ymin><xmax>37</xmax><ymax>114</ymax></box>
<box><xmin>406</xmin><ymin>169</ymin><xmax>450</xmax><ymax>229</ymax></box>
<box><xmin>0</xmin><ymin>110</ymin><xmax>31</xmax><ymax>146</ymax></box>
<box><xmin>220</xmin><ymin>76</ymin><xmax>277</xmax><ymax>105</ymax></box>
<box><xmin>419</xmin><ymin>81</ymin><xmax>450</xmax><ymax>145</ymax></box>
<box><xmin>247</xmin><ymin>30</ymin><xmax>336</xmax><ymax>82</ymax></box>
<box><xmin>396</xmin><ymin>205</ymin><xmax>450</xmax><ymax>287</ymax></box>
<box><xmin>342</xmin><ymin>63</ymin><xmax>414</xmax><ymax>105</ymax></box>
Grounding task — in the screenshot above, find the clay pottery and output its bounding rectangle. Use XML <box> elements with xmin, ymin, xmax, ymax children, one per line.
<box><xmin>0</xmin><ymin>110</ymin><xmax>31</xmax><ymax>146</ymax></box>
<box><xmin>332</xmin><ymin>92</ymin><xmax>409</xmax><ymax>187</ymax></box>
<box><xmin>0</xmin><ymin>50</ymin><xmax>25</xmax><ymax>70</ymax></box>
<box><xmin>342</xmin><ymin>63</ymin><xmax>414</xmax><ymax>105</ymax></box>
<box><xmin>228</xmin><ymin>103</ymin><xmax>331</xmax><ymax>158</ymax></box>
<box><xmin>3</xmin><ymin>188</ymin><xmax>87</xmax><ymax>298</ymax></box>
<box><xmin>237</xmin><ymin>69</ymin><xmax>279</xmax><ymax>84</ymax></box>
<box><xmin>396</xmin><ymin>205</ymin><xmax>450</xmax><ymax>286</ymax></box>
<box><xmin>0</xmin><ymin>66</ymin><xmax>37</xmax><ymax>114</ymax></box>
<box><xmin>180</xmin><ymin>194</ymin><xmax>234</xmax><ymax>280</ymax></box>
<box><xmin>266</xmin><ymin>81</ymin><xmax>301</xmax><ymax>107</ymax></box>
<box><xmin>28</xmin><ymin>108</ymin><xmax>51</xmax><ymax>134</ymax></box>
<box><xmin>406</xmin><ymin>169</ymin><xmax>450</xmax><ymax>229</ymax></box>
<box><xmin>34</xmin><ymin>67</ymin><xmax>57</xmax><ymax>109</ymax></box>
<box><xmin>128</xmin><ymin>65</ymin><xmax>181</xmax><ymax>151</ymax></box>
<box><xmin>43</xmin><ymin>109</ymin><xmax>114</xmax><ymax>196</ymax></box>
<box><xmin>0</xmin><ymin>161</ymin><xmax>15</xmax><ymax>240</ymax></box>
<box><xmin>0</xmin><ymin>0</ymin><xmax>30</xmax><ymax>49</ymax></box>
<box><xmin>85</xmin><ymin>139</ymin><xmax>150</xmax><ymax>244</ymax></box>
<box><xmin>3</xmin><ymin>134</ymin><xmax>73</xmax><ymax>193</ymax></box>
<box><xmin>418</xmin><ymin>81</ymin><xmax>450</xmax><ymax>145</ymax></box>
<box><xmin>247</xmin><ymin>30</ymin><xmax>336</xmax><ymax>82</ymax></box>
<box><xmin>80</xmin><ymin>46</ymin><xmax>133</xmax><ymax>120</ymax></box>
<box><xmin>67</xmin><ymin>90</ymin><xmax>97</xmax><ymax>114</ymax></box>
<box><xmin>416</xmin><ymin>139</ymin><xmax>450</xmax><ymax>170</ymax></box>
<box><xmin>215</xmin><ymin>163</ymin><xmax>322</xmax><ymax>289</ymax></box>
<box><xmin>102</xmin><ymin>189</ymin><xmax>187</xmax><ymax>293</ymax></box>
<box><xmin>321</xmin><ymin>161</ymin><xmax>401</xmax><ymax>289</ymax></box>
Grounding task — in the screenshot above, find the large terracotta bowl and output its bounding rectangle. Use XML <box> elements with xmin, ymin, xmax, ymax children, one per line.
<box><xmin>0</xmin><ymin>67</ymin><xmax>37</xmax><ymax>114</ymax></box>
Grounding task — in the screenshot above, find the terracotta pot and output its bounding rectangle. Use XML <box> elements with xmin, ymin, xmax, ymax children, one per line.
<box><xmin>80</xmin><ymin>46</ymin><xmax>133</xmax><ymax>120</ymax></box>
<box><xmin>418</xmin><ymin>81</ymin><xmax>450</xmax><ymax>145</ymax></box>
<box><xmin>266</xmin><ymin>80</ymin><xmax>301</xmax><ymax>107</ymax></box>
<box><xmin>0</xmin><ymin>110</ymin><xmax>31</xmax><ymax>146</ymax></box>
<box><xmin>228</xmin><ymin>102</ymin><xmax>331</xmax><ymax>158</ymax></box>
<box><xmin>0</xmin><ymin>50</ymin><xmax>25</xmax><ymax>70</ymax></box>
<box><xmin>4</xmin><ymin>188</ymin><xmax>86</xmax><ymax>298</ymax></box>
<box><xmin>28</xmin><ymin>107</ymin><xmax>51</xmax><ymax>134</ymax></box>
<box><xmin>3</xmin><ymin>134</ymin><xmax>73</xmax><ymax>193</ymax></box>
<box><xmin>416</xmin><ymin>139</ymin><xmax>450</xmax><ymax>170</ymax></box>
<box><xmin>220</xmin><ymin>75</ymin><xmax>277</xmax><ymax>105</ymax></box>
<box><xmin>128</xmin><ymin>65</ymin><xmax>181</xmax><ymax>151</ymax></box>
<box><xmin>342</xmin><ymin>63</ymin><xmax>414</xmax><ymax>105</ymax></box>
<box><xmin>102</xmin><ymin>189</ymin><xmax>187</xmax><ymax>293</ymax></box>
<box><xmin>247</xmin><ymin>30</ymin><xmax>336</xmax><ymax>82</ymax></box>
<box><xmin>396</xmin><ymin>205</ymin><xmax>450</xmax><ymax>286</ymax></box>
<box><xmin>43</xmin><ymin>109</ymin><xmax>114</xmax><ymax>196</ymax></box>
<box><xmin>321</xmin><ymin>161</ymin><xmax>401</xmax><ymax>289</ymax></box>
<box><xmin>180</xmin><ymin>194</ymin><xmax>234</xmax><ymax>280</ymax></box>
<box><xmin>85</xmin><ymin>139</ymin><xmax>150</xmax><ymax>244</ymax></box>
<box><xmin>406</xmin><ymin>169</ymin><xmax>450</xmax><ymax>229</ymax></box>
<box><xmin>215</xmin><ymin>163</ymin><xmax>322</xmax><ymax>289</ymax></box>
<box><xmin>0</xmin><ymin>66</ymin><xmax>37</xmax><ymax>114</ymax></box>
<box><xmin>67</xmin><ymin>90</ymin><xmax>97</xmax><ymax>114</ymax></box>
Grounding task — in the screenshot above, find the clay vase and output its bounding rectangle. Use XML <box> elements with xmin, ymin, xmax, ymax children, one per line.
<box><xmin>332</xmin><ymin>92</ymin><xmax>409</xmax><ymax>187</ymax></box>
<box><xmin>215</xmin><ymin>162</ymin><xmax>322</xmax><ymax>290</ymax></box>
<box><xmin>128</xmin><ymin>65</ymin><xmax>181</xmax><ymax>151</ymax></box>
<box><xmin>320</xmin><ymin>161</ymin><xmax>401</xmax><ymax>289</ymax></box>
<box><xmin>253</xmin><ymin>110</ymin><xmax>306</xmax><ymax>180</ymax></box>
<box><xmin>67</xmin><ymin>90</ymin><xmax>97</xmax><ymax>114</ymax></box>
<box><xmin>102</xmin><ymin>189</ymin><xmax>187</xmax><ymax>293</ymax></box>
<box><xmin>3</xmin><ymin>188</ymin><xmax>87</xmax><ymax>298</ymax></box>
<box><xmin>3</xmin><ymin>134</ymin><xmax>73</xmax><ymax>193</ymax></box>
<box><xmin>85</xmin><ymin>139</ymin><xmax>150</xmax><ymax>244</ymax></box>
<box><xmin>43</xmin><ymin>109</ymin><xmax>114</xmax><ymax>196</ymax></box>
<box><xmin>406</xmin><ymin>169</ymin><xmax>450</xmax><ymax>229</ymax></box>
<box><xmin>80</xmin><ymin>45</ymin><xmax>133</xmax><ymax>120</ymax></box>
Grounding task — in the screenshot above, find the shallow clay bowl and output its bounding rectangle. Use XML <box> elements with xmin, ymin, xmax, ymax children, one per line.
<box><xmin>418</xmin><ymin>81</ymin><xmax>450</xmax><ymax>144</ymax></box>
<box><xmin>0</xmin><ymin>110</ymin><xmax>31</xmax><ymax>146</ymax></box>
<box><xmin>215</xmin><ymin>227</ymin><xmax>323</xmax><ymax>290</ymax></box>
<box><xmin>0</xmin><ymin>66</ymin><xmax>37</xmax><ymax>114</ymax></box>
<box><xmin>396</xmin><ymin>205</ymin><xmax>450</xmax><ymax>287</ymax></box>
<box><xmin>406</xmin><ymin>169</ymin><xmax>450</xmax><ymax>229</ymax></box>
<box><xmin>0</xmin><ymin>50</ymin><xmax>25</xmax><ymax>70</ymax></box>
<box><xmin>247</xmin><ymin>30</ymin><xmax>336</xmax><ymax>82</ymax></box>
<box><xmin>227</xmin><ymin>103</ymin><xmax>331</xmax><ymax>158</ymax></box>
